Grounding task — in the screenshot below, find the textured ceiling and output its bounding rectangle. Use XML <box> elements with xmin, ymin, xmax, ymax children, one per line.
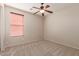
<box><xmin>6</xmin><ymin>3</ymin><xmax>75</xmax><ymax>16</ymax></box>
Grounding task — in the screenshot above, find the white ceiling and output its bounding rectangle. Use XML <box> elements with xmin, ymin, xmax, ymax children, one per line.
<box><xmin>6</xmin><ymin>3</ymin><xmax>75</xmax><ymax>16</ymax></box>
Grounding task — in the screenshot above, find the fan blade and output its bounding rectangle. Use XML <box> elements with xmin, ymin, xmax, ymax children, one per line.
<box><xmin>45</xmin><ymin>10</ymin><xmax>53</xmax><ymax>13</ymax></box>
<box><xmin>45</xmin><ymin>5</ymin><xmax>50</xmax><ymax>9</ymax></box>
<box><xmin>33</xmin><ymin>11</ymin><xmax>40</xmax><ymax>15</ymax></box>
<box><xmin>32</xmin><ymin>7</ymin><xmax>40</xmax><ymax>9</ymax></box>
<box><xmin>42</xmin><ymin>13</ymin><xmax>44</xmax><ymax>16</ymax></box>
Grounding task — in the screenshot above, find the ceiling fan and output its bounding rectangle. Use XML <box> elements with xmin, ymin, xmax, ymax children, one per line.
<box><xmin>31</xmin><ymin>3</ymin><xmax>53</xmax><ymax>16</ymax></box>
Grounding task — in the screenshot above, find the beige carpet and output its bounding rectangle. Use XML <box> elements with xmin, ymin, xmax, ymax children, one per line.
<box><xmin>1</xmin><ymin>40</ymin><xmax>79</xmax><ymax>56</ymax></box>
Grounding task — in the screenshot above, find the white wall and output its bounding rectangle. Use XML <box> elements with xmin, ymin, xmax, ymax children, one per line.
<box><xmin>0</xmin><ymin>4</ymin><xmax>6</xmax><ymax>51</ymax></box>
<box><xmin>0</xmin><ymin>5</ymin><xmax>1</xmax><ymax>48</ymax></box>
<box><xmin>4</xmin><ymin>6</ymin><xmax>44</xmax><ymax>48</ymax></box>
<box><xmin>44</xmin><ymin>4</ymin><xmax>79</xmax><ymax>49</ymax></box>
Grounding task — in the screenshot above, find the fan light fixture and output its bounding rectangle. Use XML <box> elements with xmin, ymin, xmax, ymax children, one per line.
<box><xmin>31</xmin><ymin>3</ymin><xmax>53</xmax><ymax>16</ymax></box>
<box><xmin>40</xmin><ymin>10</ymin><xmax>45</xmax><ymax>13</ymax></box>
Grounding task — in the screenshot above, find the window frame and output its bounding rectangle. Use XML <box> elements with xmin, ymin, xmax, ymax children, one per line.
<box><xmin>9</xmin><ymin>12</ymin><xmax>24</xmax><ymax>37</ymax></box>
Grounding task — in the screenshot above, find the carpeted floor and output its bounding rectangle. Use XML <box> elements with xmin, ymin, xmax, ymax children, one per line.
<box><xmin>1</xmin><ymin>40</ymin><xmax>79</xmax><ymax>56</ymax></box>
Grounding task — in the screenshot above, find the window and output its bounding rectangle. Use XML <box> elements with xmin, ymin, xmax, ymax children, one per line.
<box><xmin>10</xmin><ymin>12</ymin><xmax>24</xmax><ymax>36</ymax></box>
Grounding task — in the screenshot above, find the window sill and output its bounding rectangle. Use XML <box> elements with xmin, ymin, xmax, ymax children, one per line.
<box><xmin>9</xmin><ymin>35</ymin><xmax>24</xmax><ymax>37</ymax></box>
